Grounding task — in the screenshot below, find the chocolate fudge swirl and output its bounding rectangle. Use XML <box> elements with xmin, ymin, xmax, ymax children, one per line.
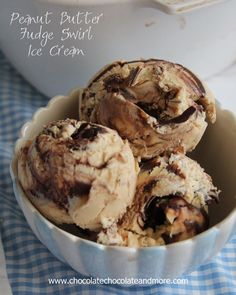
<box><xmin>18</xmin><ymin>119</ymin><xmax>137</xmax><ymax>230</ymax></box>
<box><xmin>143</xmin><ymin>195</ymin><xmax>209</xmax><ymax>244</ymax></box>
<box><xmin>80</xmin><ymin>59</ymin><xmax>216</xmax><ymax>159</ymax></box>
<box><xmin>98</xmin><ymin>152</ymin><xmax>220</xmax><ymax>247</ymax></box>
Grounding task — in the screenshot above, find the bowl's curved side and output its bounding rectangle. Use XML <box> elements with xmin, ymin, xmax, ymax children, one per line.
<box><xmin>8</xmin><ymin>167</ymin><xmax>236</xmax><ymax>280</ymax></box>
<box><xmin>10</xmin><ymin>91</ymin><xmax>236</xmax><ymax>280</ymax></box>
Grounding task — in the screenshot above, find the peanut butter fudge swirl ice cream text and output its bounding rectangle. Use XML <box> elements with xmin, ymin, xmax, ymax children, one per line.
<box><xmin>80</xmin><ymin>59</ymin><xmax>216</xmax><ymax>159</ymax></box>
<box><xmin>18</xmin><ymin>119</ymin><xmax>138</xmax><ymax>231</ymax></box>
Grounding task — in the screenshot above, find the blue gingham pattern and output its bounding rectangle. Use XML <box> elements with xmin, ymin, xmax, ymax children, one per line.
<box><xmin>0</xmin><ymin>50</ymin><xmax>235</xmax><ymax>295</ymax></box>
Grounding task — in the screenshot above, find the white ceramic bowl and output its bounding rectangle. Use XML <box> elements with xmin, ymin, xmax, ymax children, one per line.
<box><xmin>10</xmin><ymin>90</ymin><xmax>236</xmax><ymax>280</ymax></box>
<box><xmin>1</xmin><ymin>0</ymin><xmax>236</xmax><ymax>97</ymax></box>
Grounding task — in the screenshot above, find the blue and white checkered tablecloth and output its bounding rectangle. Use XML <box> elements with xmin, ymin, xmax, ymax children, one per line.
<box><xmin>0</xmin><ymin>50</ymin><xmax>235</xmax><ymax>294</ymax></box>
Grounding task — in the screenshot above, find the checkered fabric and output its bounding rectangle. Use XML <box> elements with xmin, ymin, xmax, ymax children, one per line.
<box><xmin>0</xmin><ymin>50</ymin><xmax>235</xmax><ymax>294</ymax></box>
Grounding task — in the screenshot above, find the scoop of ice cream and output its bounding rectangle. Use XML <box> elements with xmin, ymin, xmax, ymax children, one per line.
<box><xmin>18</xmin><ymin>119</ymin><xmax>138</xmax><ymax>231</ymax></box>
<box><xmin>80</xmin><ymin>59</ymin><xmax>216</xmax><ymax>159</ymax></box>
<box><xmin>97</xmin><ymin>152</ymin><xmax>220</xmax><ymax>247</ymax></box>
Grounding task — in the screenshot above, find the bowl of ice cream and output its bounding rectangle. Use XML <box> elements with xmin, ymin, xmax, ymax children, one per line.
<box><xmin>10</xmin><ymin>60</ymin><xmax>236</xmax><ymax>280</ymax></box>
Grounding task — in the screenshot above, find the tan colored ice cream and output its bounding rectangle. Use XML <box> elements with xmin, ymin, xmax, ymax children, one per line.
<box><xmin>80</xmin><ymin>59</ymin><xmax>216</xmax><ymax>159</ymax></box>
<box><xmin>18</xmin><ymin>119</ymin><xmax>138</xmax><ymax>231</ymax></box>
<box><xmin>97</xmin><ymin>152</ymin><xmax>220</xmax><ymax>247</ymax></box>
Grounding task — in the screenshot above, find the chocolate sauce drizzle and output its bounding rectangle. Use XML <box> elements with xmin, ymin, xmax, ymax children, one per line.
<box><xmin>142</xmin><ymin>195</ymin><xmax>209</xmax><ymax>243</ymax></box>
<box><xmin>143</xmin><ymin>196</ymin><xmax>170</xmax><ymax>230</ymax></box>
<box><xmin>71</xmin><ymin>123</ymin><xmax>106</xmax><ymax>141</ymax></box>
<box><xmin>159</xmin><ymin>106</ymin><xmax>196</xmax><ymax>125</ymax></box>
<box><xmin>69</xmin><ymin>181</ymin><xmax>92</xmax><ymax>196</ymax></box>
<box><xmin>104</xmin><ymin>67</ymin><xmax>141</xmax><ymax>93</ymax></box>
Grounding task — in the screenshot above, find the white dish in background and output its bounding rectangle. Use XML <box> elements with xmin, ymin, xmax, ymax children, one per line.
<box><xmin>10</xmin><ymin>89</ymin><xmax>236</xmax><ymax>280</ymax></box>
<box><xmin>1</xmin><ymin>0</ymin><xmax>236</xmax><ymax>97</ymax></box>
<box><xmin>152</xmin><ymin>0</ymin><xmax>225</xmax><ymax>14</ymax></box>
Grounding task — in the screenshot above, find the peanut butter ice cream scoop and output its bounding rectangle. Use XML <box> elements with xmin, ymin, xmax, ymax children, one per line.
<box><xmin>98</xmin><ymin>152</ymin><xmax>220</xmax><ymax>247</ymax></box>
<box><xmin>80</xmin><ymin>59</ymin><xmax>216</xmax><ymax>159</ymax></box>
<box><xmin>18</xmin><ymin>119</ymin><xmax>137</xmax><ymax>231</ymax></box>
